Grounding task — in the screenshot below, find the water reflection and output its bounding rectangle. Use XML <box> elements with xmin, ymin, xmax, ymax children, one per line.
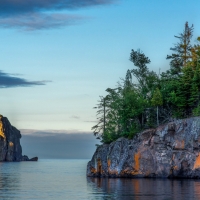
<box><xmin>87</xmin><ymin>177</ymin><xmax>200</xmax><ymax>200</ymax></box>
<box><xmin>0</xmin><ymin>162</ymin><xmax>20</xmax><ymax>199</ymax></box>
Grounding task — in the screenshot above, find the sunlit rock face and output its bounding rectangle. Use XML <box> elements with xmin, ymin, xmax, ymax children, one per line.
<box><xmin>0</xmin><ymin>115</ymin><xmax>22</xmax><ymax>161</ymax></box>
<box><xmin>87</xmin><ymin>117</ymin><xmax>200</xmax><ymax>178</ymax></box>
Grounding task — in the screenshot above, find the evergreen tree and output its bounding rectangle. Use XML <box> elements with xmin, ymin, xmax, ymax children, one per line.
<box><xmin>167</xmin><ymin>22</ymin><xmax>194</xmax><ymax>75</ymax></box>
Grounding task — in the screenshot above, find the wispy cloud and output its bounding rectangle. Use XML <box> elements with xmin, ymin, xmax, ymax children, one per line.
<box><xmin>0</xmin><ymin>0</ymin><xmax>118</xmax><ymax>30</ymax></box>
<box><xmin>0</xmin><ymin>13</ymin><xmax>84</xmax><ymax>31</ymax></box>
<box><xmin>0</xmin><ymin>70</ymin><xmax>48</xmax><ymax>88</ymax></box>
<box><xmin>84</xmin><ymin>120</ymin><xmax>98</xmax><ymax>123</ymax></box>
<box><xmin>0</xmin><ymin>0</ymin><xmax>116</xmax><ymax>15</ymax></box>
<box><xmin>71</xmin><ymin>115</ymin><xmax>80</xmax><ymax>119</ymax></box>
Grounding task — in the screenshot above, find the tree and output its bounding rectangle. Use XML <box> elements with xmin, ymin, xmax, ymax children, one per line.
<box><xmin>130</xmin><ymin>49</ymin><xmax>159</xmax><ymax>127</ymax></box>
<box><xmin>151</xmin><ymin>88</ymin><xmax>163</xmax><ymax>126</ymax></box>
<box><xmin>130</xmin><ymin>49</ymin><xmax>151</xmax><ymax>97</ymax></box>
<box><xmin>92</xmin><ymin>88</ymin><xmax>122</xmax><ymax>143</ymax></box>
<box><xmin>190</xmin><ymin>37</ymin><xmax>200</xmax><ymax>67</ymax></box>
<box><xmin>120</xmin><ymin>81</ymin><xmax>146</xmax><ymax>137</ymax></box>
<box><xmin>167</xmin><ymin>22</ymin><xmax>194</xmax><ymax>75</ymax></box>
<box><xmin>92</xmin><ymin>23</ymin><xmax>200</xmax><ymax>144</ymax></box>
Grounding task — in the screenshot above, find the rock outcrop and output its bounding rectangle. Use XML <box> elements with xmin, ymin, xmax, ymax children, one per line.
<box><xmin>0</xmin><ymin>115</ymin><xmax>37</xmax><ymax>162</ymax></box>
<box><xmin>21</xmin><ymin>155</ymin><xmax>38</xmax><ymax>161</ymax></box>
<box><xmin>87</xmin><ymin>117</ymin><xmax>200</xmax><ymax>178</ymax></box>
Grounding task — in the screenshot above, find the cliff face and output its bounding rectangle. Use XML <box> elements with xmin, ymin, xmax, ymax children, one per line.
<box><xmin>87</xmin><ymin>117</ymin><xmax>200</xmax><ymax>178</ymax></box>
<box><xmin>0</xmin><ymin>115</ymin><xmax>22</xmax><ymax>161</ymax></box>
<box><xmin>0</xmin><ymin>115</ymin><xmax>37</xmax><ymax>162</ymax></box>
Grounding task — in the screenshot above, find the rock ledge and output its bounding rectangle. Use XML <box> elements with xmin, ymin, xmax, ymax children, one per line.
<box><xmin>87</xmin><ymin>117</ymin><xmax>200</xmax><ymax>178</ymax></box>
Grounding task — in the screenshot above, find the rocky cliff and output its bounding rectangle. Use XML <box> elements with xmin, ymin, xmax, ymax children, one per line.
<box><xmin>87</xmin><ymin>117</ymin><xmax>200</xmax><ymax>178</ymax></box>
<box><xmin>0</xmin><ymin>115</ymin><xmax>37</xmax><ymax>161</ymax></box>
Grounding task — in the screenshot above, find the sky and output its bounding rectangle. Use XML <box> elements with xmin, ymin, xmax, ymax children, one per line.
<box><xmin>0</xmin><ymin>0</ymin><xmax>200</xmax><ymax>158</ymax></box>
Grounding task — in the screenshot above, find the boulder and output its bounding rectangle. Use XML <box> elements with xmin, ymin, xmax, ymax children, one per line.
<box><xmin>87</xmin><ymin>117</ymin><xmax>200</xmax><ymax>178</ymax></box>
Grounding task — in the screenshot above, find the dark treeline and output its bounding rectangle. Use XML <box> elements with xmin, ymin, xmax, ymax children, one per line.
<box><xmin>92</xmin><ymin>22</ymin><xmax>200</xmax><ymax>144</ymax></box>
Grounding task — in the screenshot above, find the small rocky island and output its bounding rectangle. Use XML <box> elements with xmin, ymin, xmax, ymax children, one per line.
<box><xmin>87</xmin><ymin>22</ymin><xmax>200</xmax><ymax>179</ymax></box>
<box><xmin>0</xmin><ymin>114</ymin><xmax>38</xmax><ymax>162</ymax></box>
<box><xmin>87</xmin><ymin>117</ymin><xmax>200</xmax><ymax>178</ymax></box>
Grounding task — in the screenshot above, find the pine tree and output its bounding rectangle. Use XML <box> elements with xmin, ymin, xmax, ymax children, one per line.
<box><xmin>151</xmin><ymin>88</ymin><xmax>163</xmax><ymax>126</ymax></box>
<box><xmin>167</xmin><ymin>22</ymin><xmax>194</xmax><ymax>75</ymax></box>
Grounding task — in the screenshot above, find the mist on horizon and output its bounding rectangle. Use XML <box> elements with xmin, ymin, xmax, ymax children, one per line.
<box><xmin>20</xmin><ymin>131</ymin><xmax>100</xmax><ymax>159</ymax></box>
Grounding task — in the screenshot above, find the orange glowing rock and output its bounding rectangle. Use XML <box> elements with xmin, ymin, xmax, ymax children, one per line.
<box><xmin>0</xmin><ymin>115</ymin><xmax>5</xmax><ymax>139</ymax></box>
<box><xmin>134</xmin><ymin>152</ymin><xmax>140</xmax><ymax>171</ymax></box>
<box><xmin>193</xmin><ymin>154</ymin><xmax>200</xmax><ymax>170</ymax></box>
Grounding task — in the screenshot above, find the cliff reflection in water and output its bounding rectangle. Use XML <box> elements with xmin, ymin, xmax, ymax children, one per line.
<box><xmin>87</xmin><ymin>177</ymin><xmax>200</xmax><ymax>200</ymax></box>
<box><xmin>0</xmin><ymin>163</ymin><xmax>20</xmax><ymax>198</ymax></box>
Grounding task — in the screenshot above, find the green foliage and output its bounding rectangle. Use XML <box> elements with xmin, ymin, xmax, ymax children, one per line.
<box><xmin>92</xmin><ymin>22</ymin><xmax>200</xmax><ymax>144</ymax></box>
<box><xmin>166</xmin><ymin>22</ymin><xmax>194</xmax><ymax>74</ymax></box>
<box><xmin>193</xmin><ymin>104</ymin><xmax>200</xmax><ymax>116</ymax></box>
<box><xmin>151</xmin><ymin>88</ymin><xmax>163</xmax><ymax>107</ymax></box>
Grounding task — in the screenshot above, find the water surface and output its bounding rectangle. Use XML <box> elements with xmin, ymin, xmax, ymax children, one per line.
<box><xmin>0</xmin><ymin>159</ymin><xmax>200</xmax><ymax>199</ymax></box>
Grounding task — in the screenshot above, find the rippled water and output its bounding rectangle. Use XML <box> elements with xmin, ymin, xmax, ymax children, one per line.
<box><xmin>0</xmin><ymin>159</ymin><xmax>200</xmax><ymax>199</ymax></box>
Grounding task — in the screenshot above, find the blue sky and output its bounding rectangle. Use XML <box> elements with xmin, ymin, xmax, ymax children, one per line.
<box><xmin>0</xmin><ymin>0</ymin><xmax>200</xmax><ymax>134</ymax></box>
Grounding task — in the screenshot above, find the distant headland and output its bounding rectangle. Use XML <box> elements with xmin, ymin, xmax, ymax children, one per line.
<box><xmin>0</xmin><ymin>115</ymin><xmax>38</xmax><ymax>162</ymax></box>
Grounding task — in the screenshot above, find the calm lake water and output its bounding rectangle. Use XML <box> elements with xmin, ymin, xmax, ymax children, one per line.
<box><xmin>0</xmin><ymin>159</ymin><xmax>200</xmax><ymax>199</ymax></box>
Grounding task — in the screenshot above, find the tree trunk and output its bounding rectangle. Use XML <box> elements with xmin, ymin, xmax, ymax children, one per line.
<box><xmin>157</xmin><ymin>106</ymin><xmax>159</xmax><ymax>126</ymax></box>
